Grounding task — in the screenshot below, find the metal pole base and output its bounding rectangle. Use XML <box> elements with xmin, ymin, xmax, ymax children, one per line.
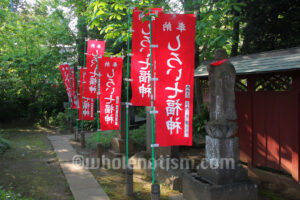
<box><xmin>74</xmin><ymin>127</ymin><xmax>77</xmax><ymax>141</ymax></box>
<box><xmin>126</xmin><ymin>164</ymin><xmax>133</xmax><ymax>196</ymax></box>
<box><xmin>74</xmin><ymin>127</ymin><xmax>79</xmax><ymax>142</ymax></box>
<box><xmin>97</xmin><ymin>143</ymin><xmax>102</xmax><ymax>167</ymax></box>
<box><xmin>151</xmin><ymin>184</ymin><xmax>160</xmax><ymax>200</ymax></box>
<box><xmin>80</xmin><ymin>132</ymin><xmax>85</xmax><ymax>148</ymax></box>
<box><xmin>69</xmin><ymin>119</ymin><xmax>73</xmax><ymax>133</ymax></box>
<box><xmin>70</xmin><ymin>125</ymin><xmax>74</xmax><ymax>133</ymax></box>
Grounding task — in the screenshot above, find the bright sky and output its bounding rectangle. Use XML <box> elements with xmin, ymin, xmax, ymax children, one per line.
<box><xmin>168</xmin><ymin>0</ymin><xmax>183</xmax><ymax>13</ymax></box>
<box><xmin>24</xmin><ymin>0</ymin><xmax>183</xmax><ymax>34</ymax></box>
<box><xmin>24</xmin><ymin>0</ymin><xmax>77</xmax><ymax>33</ymax></box>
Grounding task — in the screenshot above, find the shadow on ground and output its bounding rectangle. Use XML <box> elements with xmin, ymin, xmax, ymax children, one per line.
<box><xmin>0</xmin><ymin>127</ymin><xmax>73</xmax><ymax>200</ymax></box>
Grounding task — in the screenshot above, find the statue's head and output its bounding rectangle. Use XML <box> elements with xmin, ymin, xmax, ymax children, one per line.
<box><xmin>214</xmin><ymin>49</ymin><xmax>228</xmax><ymax>60</ymax></box>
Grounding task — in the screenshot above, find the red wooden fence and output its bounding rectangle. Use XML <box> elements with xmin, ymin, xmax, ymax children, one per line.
<box><xmin>235</xmin><ymin>74</ymin><xmax>300</xmax><ymax>182</ymax></box>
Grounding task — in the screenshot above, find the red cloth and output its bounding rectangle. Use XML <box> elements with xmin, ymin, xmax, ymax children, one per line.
<box><xmin>59</xmin><ymin>64</ymin><xmax>72</xmax><ymax>103</ymax></box>
<box><xmin>79</xmin><ymin>68</ymin><xmax>95</xmax><ymax>120</ymax></box>
<box><xmin>210</xmin><ymin>59</ymin><xmax>228</xmax><ymax>66</ymax></box>
<box><xmin>86</xmin><ymin>40</ymin><xmax>105</xmax><ymax>56</ymax></box>
<box><xmin>59</xmin><ymin>64</ymin><xmax>79</xmax><ymax>109</ymax></box>
<box><xmin>84</xmin><ymin>54</ymin><xmax>98</xmax><ymax>98</ymax></box>
<box><xmin>152</xmin><ymin>13</ymin><xmax>196</xmax><ymax>146</ymax></box>
<box><xmin>70</xmin><ymin>68</ymin><xmax>79</xmax><ymax>109</ymax></box>
<box><xmin>130</xmin><ymin>8</ymin><xmax>163</xmax><ymax>106</ymax></box>
<box><xmin>84</xmin><ymin>40</ymin><xmax>106</xmax><ymax>99</ymax></box>
<box><xmin>99</xmin><ymin>57</ymin><xmax>123</xmax><ymax>131</ymax></box>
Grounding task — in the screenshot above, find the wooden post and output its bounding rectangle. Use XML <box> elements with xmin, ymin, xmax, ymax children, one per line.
<box><xmin>151</xmin><ymin>184</ymin><xmax>160</xmax><ymax>200</ymax></box>
<box><xmin>292</xmin><ymin>73</ymin><xmax>300</xmax><ymax>183</ymax></box>
<box><xmin>97</xmin><ymin>143</ymin><xmax>103</xmax><ymax>167</ymax></box>
<box><xmin>80</xmin><ymin>132</ymin><xmax>85</xmax><ymax>148</ymax></box>
<box><xmin>126</xmin><ymin>164</ymin><xmax>133</xmax><ymax>196</ymax></box>
<box><xmin>247</xmin><ymin>76</ymin><xmax>255</xmax><ymax>168</ymax></box>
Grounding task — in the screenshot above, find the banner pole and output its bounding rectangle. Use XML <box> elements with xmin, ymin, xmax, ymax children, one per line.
<box><xmin>96</xmin><ymin>55</ymin><xmax>100</xmax><ymax>144</ymax></box>
<box><xmin>81</xmin><ymin>40</ymin><xmax>87</xmax><ymax>131</ymax></box>
<box><xmin>125</xmin><ymin>5</ymin><xmax>132</xmax><ymax>167</ymax></box>
<box><xmin>150</xmin><ymin>11</ymin><xmax>161</xmax><ymax>200</ymax></box>
<box><xmin>125</xmin><ymin>6</ymin><xmax>134</xmax><ymax>197</ymax></box>
<box><xmin>76</xmin><ymin>67</ymin><xmax>80</xmax><ymax>140</ymax></box>
<box><xmin>68</xmin><ymin>65</ymin><xmax>72</xmax><ymax>131</ymax></box>
<box><xmin>149</xmin><ymin>12</ymin><xmax>156</xmax><ymax>185</ymax></box>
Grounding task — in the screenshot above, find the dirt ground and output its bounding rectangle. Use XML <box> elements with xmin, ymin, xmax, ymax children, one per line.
<box><xmin>0</xmin><ymin>127</ymin><xmax>73</xmax><ymax>200</ymax></box>
<box><xmin>70</xmin><ymin>140</ymin><xmax>181</xmax><ymax>200</ymax></box>
<box><xmin>1</xmin><ymin>125</ymin><xmax>299</xmax><ymax>200</ymax></box>
<box><xmin>71</xmin><ymin>139</ymin><xmax>300</xmax><ymax>200</ymax></box>
<box><xmin>247</xmin><ymin>166</ymin><xmax>300</xmax><ymax>200</ymax></box>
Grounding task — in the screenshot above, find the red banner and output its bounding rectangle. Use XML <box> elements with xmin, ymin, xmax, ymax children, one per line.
<box><xmin>130</xmin><ymin>8</ymin><xmax>163</xmax><ymax>106</ymax></box>
<box><xmin>87</xmin><ymin>40</ymin><xmax>105</xmax><ymax>56</ymax></box>
<box><xmin>153</xmin><ymin>13</ymin><xmax>196</xmax><ymax>146</ymax></box>
<box><xmin>79</xmin><ymin>68</ymin><xmax>95</xmax><ymax>120</ymax></box>
<box><xmin>84</xmin><ymin>54</ymin><xmax>99</xmax><ymax>98</ymax></box>
<box><xmin>70</xmin><ymin>68</ymin><xmax>79</xmax><ymax>109</ymax></box>
<box><xmin>99</xmin><ymin>57</ymin><xmax>123</xmax><ymax>130</ymax></box>
<box><xmin>84</xmin><ymin>40</ymin><xmax>105</xmax><ymax>99</ymax></box>
<box><xmin>59</xmin><ymin>64</ymin><xmax>72</xmax><ymax>102</ymax></box>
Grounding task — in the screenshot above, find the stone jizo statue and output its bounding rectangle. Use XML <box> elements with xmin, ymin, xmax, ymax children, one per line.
<box><xmin>205</xmin><ymin>49</ymin><xmax>237</xmax><ymax>138</ymax></box>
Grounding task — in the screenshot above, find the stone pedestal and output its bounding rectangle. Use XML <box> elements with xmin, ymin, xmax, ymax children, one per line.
<box><xmin>183</xmin><ymin>126</ymin><xmax>257</xmax><ymax>199</ymax></box>
<box><xmin>111</xmin><ymin>138</ymin><xmax>133</xmax><ymax>154</ymax></box>
<box><xmin>183</xmin><ymin>173</ymin><xmax>257</xmax><ymax>200</ymax></box>
<box><xmin>156</xmin><ymin>146</ymin><xmax>179</xmax><ymax>159</ymax></box>
<box><xmin>205</xmin><ymin>135</ymin><xmax>239</xmax><ymax>164</ymax></box>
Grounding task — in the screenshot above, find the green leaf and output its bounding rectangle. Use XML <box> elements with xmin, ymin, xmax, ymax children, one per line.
<box><xmin>233</xmin><ymin>5</ymin><xmax>241</xmax><ymax>12</ymax></box>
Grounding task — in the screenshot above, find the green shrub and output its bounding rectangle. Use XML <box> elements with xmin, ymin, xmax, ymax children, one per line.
<box><xmin>0</xmin><ymin>187</ymin><xmax>33</xmax><ymax>200</ymax></box>
<box><xmin>55</xmin><ymin>112</ymin><xmax>67</xmax><ymax>130</ymax></box>
<box><xmin>193</xmin><ymin>104</ymin><xmax>209</xmax><ymax>140</ymax></box>
<box><xmin>82</xmin><ymin>118</ymin><xmax>97</xmax><ymax>131</ymax></box>
<box><xmin>134</xmin><ymin>107</ymin><xmax>146</xmax><ymax>118</ymax></box>
<box><xmin>130</xmin><ymin>124</ymin><xmax>146</xmax><ymax>151</ymax></box>
<box><xmin>86</xmin><ymin>131</ymin><xmax>118</xmax><ymax>149</ymax></box>
<box><xmin>0</xmin><ymin>137</ymin><xmax>10</xmax><ymax>155</ymax></box>
<box><xmin>85</xmin><ymin>124</ymin><xmax>147</xmax><ymax>151</ymax></box>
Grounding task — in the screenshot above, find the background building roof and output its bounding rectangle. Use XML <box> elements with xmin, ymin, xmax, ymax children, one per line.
<box><xmin>194</xmin><ymin>46</ymin><xmax>300</xmax><ymax>77</ymax></box>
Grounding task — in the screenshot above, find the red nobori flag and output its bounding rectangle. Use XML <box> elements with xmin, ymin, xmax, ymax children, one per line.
<box><xmin>153</xmin><ymin>13</ymin><xmax>196</xmax><ymax>146</ymax></box>
<box><xmin>59</xmin><ymin>64</ymin><xmax>72</xmax><ymax>102</ymax></box>
<box><xmin>79</xmin><ymin>68</ymin><xmax>95</xmax><ymax>120</ymax></box>
<box><xmin>84</xmin><ymin>54</ymin><xmax>99</xmax><ymax>98</ymax></box>
<box><xmin>70</xmin><ymin>68</ymin><xmax>79</xmax><ymax>109</ymax></box>
<box><xmin>87</xmin><ymin>40</ymin><xmax>105</xmax><ymax>56</ymax></box>
<box><xmin>84</xmin><ymin>40</ymin><xmax>105</xmax><ymax>99</ymax></box>
<box><xmin>130</xmin><ymin>8</ymin><xmax>163</xmax><ymax>106</ymax></box>
<box><xmin>99</xmin><ymin>57</ymin><xmax>123</xmax><ymax>130</ymax></box>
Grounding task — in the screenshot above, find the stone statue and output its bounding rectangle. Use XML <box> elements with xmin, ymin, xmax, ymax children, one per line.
<box><xmin>182</xmin><ymin>49</ymin><xmax>257</xmax><ymax>200</ymax></box>
<box><xmin>205</xmin><ymin>49</ymin><xmax>237</xmax><ymax>138</ymax></box>
<box><xmin>207</xmin><ymin>49</ymin><xmax>237</xmax><ymax>121</ymax></box>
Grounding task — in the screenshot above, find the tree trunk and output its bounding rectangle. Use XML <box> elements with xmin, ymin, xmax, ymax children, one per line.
<box><xmin>76</xmin><ymin>16</ymin><xmax>88</xmax><ymax>67</ymax></box>
<box><xmin>230</xmin><ymin>4</ymin><xmax>240</xmax><ymax>57</ymax></box>
<box><xmin>183</xmin><ymin>0</ymin><xmax>203</xmax><ymax>115</ymax></box>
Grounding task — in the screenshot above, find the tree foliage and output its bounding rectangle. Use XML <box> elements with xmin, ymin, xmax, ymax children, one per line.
<box><xmin>1</xmin><ymin>0</ymin><xmax>299</xmax><ymax>124</ymax></box>
<box><xmin>87</xmin><ymin>0</ymin><xmax>169</xmax><ymax>54</ymax></box>
<box><xmin>188</xmin><ymin>0</ymin><xmax>244</xmax><ymax>61</ymax></box>
<box><xmin>0</xmin><ymin>0</ymin><xmax>75</xmax><ymax>122</ymax></box>
<box><xmin>86</xmin><ymin>0</ymin><xmax>244</xmax><ymax>60</ymax></box>
<box><xmin>241</xmin><ymin>0</ymin><xmax>300</xmax><ymax>54</ymax></box>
